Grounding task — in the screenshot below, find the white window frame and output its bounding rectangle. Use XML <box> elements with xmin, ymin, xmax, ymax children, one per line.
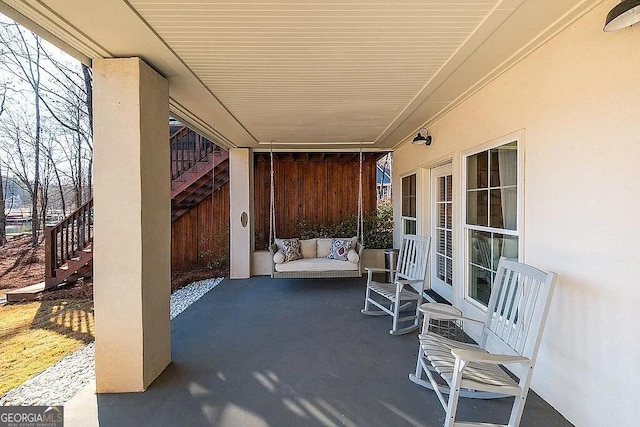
<box><xmin>401</xmin><ymin>172</ymin><xmax>418</xmax><ymax>236</ymax></box>
<box><xmin>461</xmin><ymin>132</ymin><xmax>524</xmax><ymax>313</ymax></box>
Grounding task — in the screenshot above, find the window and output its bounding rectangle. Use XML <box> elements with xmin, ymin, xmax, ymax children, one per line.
<box><xmin>435</xmin><ymin>174</ymin><xmax>453</xmax><ymax>286</ymax></box>
<box><xmin>402</xmin><ymin>174</ymin><xmax>417</xmax><ymax>235</ymax></box>
<box><xmin>465</xmin><ymin>141</ymin><xmax>519</xmax><ymax>306</ymax></box>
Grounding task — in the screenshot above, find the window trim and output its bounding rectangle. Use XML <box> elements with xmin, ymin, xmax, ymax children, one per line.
<box><xmin>461</xmin><ymin>132</ymin><xmax>524</xmax><ymax>312</ymax></box>
<box><xmin>401</xmin><ymin>172</ymin><xmax>418</xmax><ymax>235</ymax></box>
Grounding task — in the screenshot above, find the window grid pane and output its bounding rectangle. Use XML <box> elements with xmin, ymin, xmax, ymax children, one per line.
<box><xmin>465</xmin><ymin>141</ymin><xmax>519</xmax><ymax>307</ymax></box>
<box><xmin>402</xmin><ymin>174</ymin><xmax>417</xmax><ymax>218</ymax></box>
<box><xmin>404</xmin><ymin>218</ymin><xmax>417</xmax><ymax>235</ymax></box>
<box><xmin>435</xmin><ymin>173</ymin><xmax>453</xmax><ymax>288</ymax></box>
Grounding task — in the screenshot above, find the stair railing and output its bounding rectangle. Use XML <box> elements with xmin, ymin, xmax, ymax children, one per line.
<box><xmin>45</xmin><ymin>198</ymin><xmax>94</xmax><ymax>287</ymax></box>
<box><xmin>171</xmin><ymin>126</ymin><xmax>219</xmax><ymax>180</ymax></box>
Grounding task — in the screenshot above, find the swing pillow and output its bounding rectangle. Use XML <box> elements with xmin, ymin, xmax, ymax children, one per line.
<box><xmin>275</xmin><ymin>238</ymin><xmax>303</xmax><ymax>262</ymax></box>
<box><xmin>300</xmin><ymin>239</ymin><xmax>317</xmax><ymax>259</ymax></box>
<box><xmin>327</xmin><ymin>239</ymin><xmax>352</xmax><ymax>261</ymax></box>
<box><xmin>273</xmin><ymin>251</ymin><xmax>286</xmax><ymax>264</ymax></box>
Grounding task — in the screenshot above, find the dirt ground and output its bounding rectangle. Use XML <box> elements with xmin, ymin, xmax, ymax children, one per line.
<box><xmin>0</xmin><ymin>234</ymin><xmax>227</xmax><ymax>299</ymax></box>
<box><xmin>0</xmin><ymin>235</ymin><xmax>46</xmax><ymax>293</ymax></box>
<box><xmin>0</xmin><ymin>235</ymin><xmax>93</xmax><ymax>300</ymax></box>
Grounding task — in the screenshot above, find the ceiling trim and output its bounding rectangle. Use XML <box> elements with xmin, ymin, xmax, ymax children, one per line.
<box><xmin>0</xmin><ymin>2</ymin><xmax>90</xmax><ymax>65</ymax></box>
<box><xmin>169</xmin><ymin>98</ymin><xmax>237</xmax><ymax>150</ymax></box>
<box><xmin>252</xmin><ymin>147</ymin><xmax>390</xmax><ymax>153</ymax></box>
<box><xmin>258</xmin><ymin>141</ymin><xmax>376</xmax><ymax>146</ymax></box>
<box><xmin>391</xmin><ymin>0</ymin><xmax>603</xmax><ymax>150</ymax></box>
<box><xmin>374</xmin><ymin>0</ymin><xmax>525</xmax><ymax>146</ymax></box>
<box><xmin>1</xmin><ymin>0</ymin><xmax>257</xmax><ymax>148</ymax></box>
<box><xmin>1</xmin><ymin>0</ymin><xmax>109</xmax><ymax>59</ymax></box>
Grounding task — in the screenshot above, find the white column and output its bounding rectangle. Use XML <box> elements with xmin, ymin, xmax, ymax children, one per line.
<box><xmin>93</xmin><ymin>58</ymin><xmax>171</xmax><ymax>392</ymax></box>
<box><xmin>229</xmin><ymin>148</ymin><xmax>252</xmax><ymax>278</ymax></box>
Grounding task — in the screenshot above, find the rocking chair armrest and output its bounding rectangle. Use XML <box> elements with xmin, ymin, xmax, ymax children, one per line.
<box><xmin>395</xmin><ymin>279</ymin><xmax>421</xmax><ymax>286</ymax></box>
<box><xmin>365</xmin><ymin>267</ymin><xmax>395</xmax><ymax>273</ymax></box>
<box><xmin>417</xmin><ymin>307</ymin><xmax>485</xmax><ymax>326</ymax></box>
<box><xmin>451</xmin><ymin>348</ymin><xmax>529</xmax><ymax>365</ymax></box>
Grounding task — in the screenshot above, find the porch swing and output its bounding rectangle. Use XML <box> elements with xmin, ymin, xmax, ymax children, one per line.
<box><xmin>268</xmin><ymin>149</ymin><xmax>365</xmax><ymax>279</ymax></box>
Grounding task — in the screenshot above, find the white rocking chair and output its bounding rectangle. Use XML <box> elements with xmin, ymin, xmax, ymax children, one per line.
<box><xmin>409</xmin><ymin>257</ymin><xmax>557</xmax><ymax>427</ymax></box>
<box><xmin>361</xmin><ymin>234</ymin><xmax>431</xmax><ymax>335</ymax></box>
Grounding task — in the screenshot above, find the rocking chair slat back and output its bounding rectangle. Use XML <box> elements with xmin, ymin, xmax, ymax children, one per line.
<box><xmin>482</xmin><ymin>258</ymin><xmax>555</xmax><ymax>364</ymax></box>
<box><xmin>397</xmin><ymin>234</ymin><xmax>429</xmax><ymax>283</ymax></box>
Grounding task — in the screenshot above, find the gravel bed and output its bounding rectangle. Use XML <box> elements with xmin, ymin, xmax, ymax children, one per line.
<box><xmin>0</xmin><ymin>277</ymin><xmax>224</xmax><ymax>406</ymax></box>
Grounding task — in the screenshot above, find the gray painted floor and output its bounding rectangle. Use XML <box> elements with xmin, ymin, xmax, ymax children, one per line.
<box><xmin>96</xmin><ymin>277</ymin><xmax>572</xmax><ymax>427</ymax></box>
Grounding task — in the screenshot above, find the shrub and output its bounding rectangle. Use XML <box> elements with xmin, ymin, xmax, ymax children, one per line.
<box><xmin>296</xmin><ymin>202</ymin><xmax>393</xmax><ymax>249</ymax></box>
<box><xmin>199</xmin><ymin>226</ymin><xmax>230</xmax><ymax>269</ymax></box>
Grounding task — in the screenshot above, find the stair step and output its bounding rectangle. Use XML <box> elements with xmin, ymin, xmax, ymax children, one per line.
<box><xmin>46</xmin><ymin>248</ymin><xmax>93</xmax><ymax>287</ymax></box>
<box><xmin>5</xmin><ymin>282</ymin><xmax>46</xmax><ymax>302</ymax></box>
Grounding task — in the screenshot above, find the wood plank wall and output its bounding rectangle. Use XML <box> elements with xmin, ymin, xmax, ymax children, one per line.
<box><xmin>171</xmin><ymin>182</ymin><xmax>230</xmax><ymax>270</ymax></box>
<box><xmin>254</xmin><ymin>153</ymin><xmax>379</xmax><ymax>249</ymax></box>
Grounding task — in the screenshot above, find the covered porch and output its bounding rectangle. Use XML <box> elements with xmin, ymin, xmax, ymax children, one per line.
<box><xmin>1</xmin><ymin>0</ymin><xmax>638</xmax><ymax>425</ymax></box>
<box><xmin>67</xmin><ymin>277</ymin><xmax>569</xmax><ymax>426</ymax></box>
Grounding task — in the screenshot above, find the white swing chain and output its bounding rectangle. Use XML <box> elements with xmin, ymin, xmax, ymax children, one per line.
<box><xmin>357</xmin><ymin>147</ymin><xmax>364</xmax><ymax>244</ymax></box>
<box><xmin>269</xmin><ymin>146</ymin><xmax>276</xmax><ymax>246</ymax></box>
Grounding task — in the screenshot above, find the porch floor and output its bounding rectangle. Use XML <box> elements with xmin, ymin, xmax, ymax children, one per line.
<box><xmin>89</xmin><ymin>277</ymin><xmax>571</xmax><ymax>426</ymax></box>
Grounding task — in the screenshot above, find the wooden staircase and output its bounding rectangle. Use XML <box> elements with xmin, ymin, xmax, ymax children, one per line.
<box><xmin>44</xmin><ymin>198</ymin><xmax>94</xmax><ymax>288</ymax></box>
<box><xmin>170</xmin><ymin>126</ymin><xmax>229</xmax><ymax>221</ymax></box>
<box><xmin>39</xmin><ymin>126</ymin><xmax>229</xmax><ymax>289</ymax></box>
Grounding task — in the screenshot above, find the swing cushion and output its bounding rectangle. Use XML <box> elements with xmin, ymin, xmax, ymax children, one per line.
<box><xmin>270</xmin><ymin>238</ymin><xmax>363</xmax><ymax>277</ymax></box>
<box><xmin>300</xmin><ymin>239</ymin><xmax>317</xmax><ymax>259</ymax></box>
<box><xmin>316</xmin><ymin>239</ymin><xmax>334</xmax><ymax>258</ymax></box>
<box><xmin>275</xmin><ymin>238</ymin><xmax>303</xmax><ymax>262</ymax></box>
<box><xmin>328</xmin><ymin>239</ymin><xmax>352</xmax><ymax>261</ymax></box>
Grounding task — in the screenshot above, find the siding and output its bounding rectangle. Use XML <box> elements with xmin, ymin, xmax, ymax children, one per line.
<box><xmin>254</xmin><ymin>153</ymin><xmax>379</xmax><ymax>249</ymax></box>
<box><xmin>171</xmin><ymin>182</ymin><xmax>230</xmax><ymax>269</ymax></box>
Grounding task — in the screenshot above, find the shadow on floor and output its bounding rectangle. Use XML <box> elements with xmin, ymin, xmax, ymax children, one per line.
<box><xmin>96</xmin><ymin>277</ymin><xmax>571</xmax><ymax>427</ymax></box>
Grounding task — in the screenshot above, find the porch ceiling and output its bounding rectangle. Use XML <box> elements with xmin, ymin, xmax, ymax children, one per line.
<box><xmin>1</xmin><ymin>0</ymin><xmax>598</xmax><ymax>150</ymax></box>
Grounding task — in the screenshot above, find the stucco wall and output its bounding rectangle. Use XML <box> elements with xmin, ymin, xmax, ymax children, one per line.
<box><xmin>393</xmin><ymin>2</ymin><xmax>640</xmax><ymax>425</ymax></box>
<box><xmin>94</xmin><ymin>58</ymin><xmax>171</xmax><ymax>392</ymax></box>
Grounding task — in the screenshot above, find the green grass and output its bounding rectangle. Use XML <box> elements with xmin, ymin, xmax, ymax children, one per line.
<box><xmin>0</xmin><ymin>299</ymin><xmax>94</xmax><ymax>397</ymax></box>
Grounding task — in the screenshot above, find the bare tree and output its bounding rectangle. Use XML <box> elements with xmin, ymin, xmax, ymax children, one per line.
<box><xmin>0</xmin><ymin>18</ymin><xmax>94</xmax><ymax>253</ymax></box>
<box><xmin>0</xmin><ymin>109</ymin><xmax>39</xmax><ymax>234</ymax></box>
<box><xmin>0</xmin><ymin>22</ymin><xmax>44</xmax><ymax>246</ymax></box>
<box><xmin>41</xmin><ymin>138</ymin><xmax>66</xmax><ymax>215</ymax></box>
<box><xmin>38</xmin><ymin>50</ymin><xmax>92</xmax><ymax>208</ymax></box>
<box><xmin>0</xmin><ymin>83</ymin><xmax>6</xmax><ymax>246</ymax></box>
<box><xmin>82</xmin><ymin>64</ymin><xmax>93</xmax><ymax>200</ymax></box>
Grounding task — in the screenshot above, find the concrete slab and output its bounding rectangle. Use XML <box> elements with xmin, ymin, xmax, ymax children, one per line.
<box><xmin>65</xmin><ymin>277</ymin><xmax>572</xmax><ymax>427</ymax></box>
<box><xmin>64</xmin><ymin>381</ymin><xmax>98</xmax><ymax>427</ymax></box>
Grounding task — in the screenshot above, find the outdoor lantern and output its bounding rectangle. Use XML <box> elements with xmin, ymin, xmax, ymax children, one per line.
<box><xmin>604</xmin><ymin>0</ymin><xmax>640</xmax><ymax>31</ymax></box>
<box><xmin>412</xmin><ymin>128</ymin><xmax>432</xmax><ymax>146</ymax></box>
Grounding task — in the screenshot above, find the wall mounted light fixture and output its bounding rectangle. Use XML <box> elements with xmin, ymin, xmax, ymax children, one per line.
<box><xmin>412</xmin><ymin>128</ymin><xmax>432</xmax><ymax>146</ymax></box>
<box><xmin>604</xmin><ymin>0</ymin><xmax>640</xmax><ymax>31</ymax></box>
